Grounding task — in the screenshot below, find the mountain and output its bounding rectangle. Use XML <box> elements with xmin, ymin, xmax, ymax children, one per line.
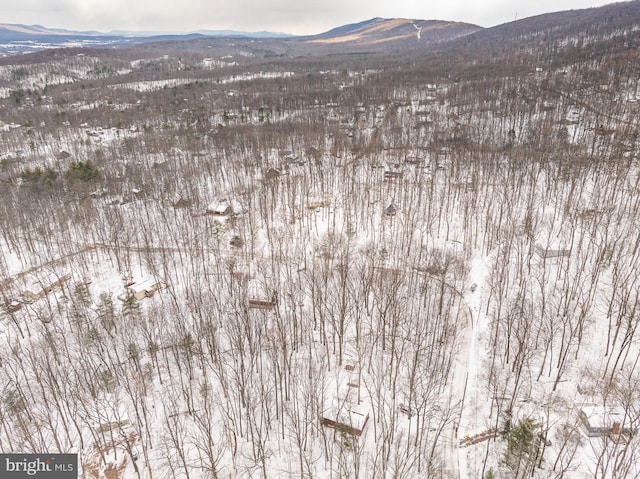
<box><xmin>303</xmin><ymin>17</ymin><xmax>481</xmax><ymax>48</ymax></box>
<box><xmin>105</xmin><ymin>29</ymin><xmax>292</xmax><ymax>38</ymax></box>
<box><xmin>0</xmin><ymin>23</ymin><xmax>291</xmax><ymax>41</ymax></box>
<box><xmin>465</xmin><ymin>0</ymin><xmax>640</xmax><ymax>44</ymax></box>
<box><xmin>0</xmin><ymin>23</ymin><xmax>104</xmax><ymax>42</ymax></box>
<box><xmin>419</xmin><ymin>0</ymin><xmax>640</xmax><ymax>79</ymax></box>
<box><xmin>0</xmin><ymin>23</ymin><xmax>292</xmax><ymax>56</ymax></box>
<box><xmin>193</xmin><ymin>29</ymin><xmax>293</xmax><ymax>39</ymax></box>
<box><xmin>301</xmin><ymin>1</ymin><xmax>640</xmax><ymax>54</ymax></box>
<box><xmin>447</xmin><ymin>0</ymin><xmax>640</xmax><ymax>60</ymax></box>
<box><xmin>2</xmin><ymin>1</ymin><xmax>640</xmax><ymax>58</ymax></box>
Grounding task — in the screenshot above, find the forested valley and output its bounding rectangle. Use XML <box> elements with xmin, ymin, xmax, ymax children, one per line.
<box><xmin>2</xmin><ymin>6</ymin><xmax>640</xmax><ymax>478</ymax></box>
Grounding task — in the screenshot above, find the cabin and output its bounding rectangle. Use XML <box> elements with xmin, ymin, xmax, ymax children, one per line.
<box><xmin>307</xmin><ymin>198</ymin><xmax>330</xmax><ymax>209</ymax></box>
<box><xmin>372</xmin><ymin>266</ymin><xmax>402</xmax><ymax>283</ymax></box>
<box><xmin>534</xmin><ymin>223</ymin><xmax>571</xmax><ymax>259</ymax></box>
<box><xmin>385</xmin><ymin>203</ymin><xmax>399</xmax><ymax>216</ymax></box>
<box><xmin>125</xmin><ymin>279</ymin><xmax>166</xmax><ymax>301</ymax></box>
<box><xmin>95</xmin><ymin>419</ymin><xmax>130</xmax><ymax>434</ymax></box>
<box><xmin>173</xmin><ymin>198</ymin><xmax>191</xmax><ymax>209</ymax></box>
<box><xmin>322</xmin><ymin>404</ymin><xmax>370</xmax><ymax>437</ymax></box>
<box><xmin>247</xmin><ymin>279</ymin><xmax>277</xmax><ymax>310</ymax></box>
<box><xmin>280</xmin><ymin>150</ymin><xmax>298</xmax><ymax>163</ymax></box>
<box><xmin>535</xmin><ymin>244</ymin><xmax>570</xmax><ymax>259</ymax></box>
<box><xmin>264</xmin><ymin>168</ymin><xmax>281</xmax><ymax>181</ymax></box>
<box><xmin>5</xmin><ymin>300</ymin><xmax>22</xmax><ymax>313</ymax></box>
<box><xmin>322</xmin><ymin>364</ymin><xmax>370</xmax><ymax>437</ymax></box>
<box><xmin>206</xmin><ymin>200</ymin><xmax>233</xmax><ymax>216</ymax></box>
<box><xmin>21</xmin><ymin>272</ymin><xmax>72</xmax><ymax>302</ymax></box>
<box><xmin>404</xmin><ymin>156</ymin><xmax>425</xmax><ymax>166</ymax></box>
<box><xmin>248</xmin><ymin>295</ymin><xmax>277</xmax><ymax>310</ymax></box>
<box><xmin>579</xmin><ymin>406</ymin><xmax>635</xmax><ymax>438</ymax></box>
<box><xmin>384</xmin><ymin>170</ymin><xmax>403</xmax><ymax>181</ymax></box>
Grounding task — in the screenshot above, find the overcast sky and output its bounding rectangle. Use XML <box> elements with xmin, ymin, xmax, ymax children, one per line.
<box><xmin>4</xmin><ymin>0</ymin><xmax>615</xmax><ymax>35</ymax></box>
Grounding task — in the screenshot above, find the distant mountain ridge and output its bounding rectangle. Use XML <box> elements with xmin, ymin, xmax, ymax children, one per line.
<box><xmin>304</xmin><ymin>17</ymin><xmax>482</xmax><ymax>46</ymax></box>
<box><xmin>0</xmin><ymin>17</ymin><xmax>482</xmax><ymax>48</ymax></box>
<box><xmin>0</xmin><ymin>23</ymin><xmax>102</xmax><ymax>36</ymax></box>
<box><xmin>1</xmin><ymin>1</ymin><xmax>640</xmax><ymax>57</ymax></box>
<box><xmin>435</xmin><ymin>0</ymin><xmax>640</xmax><ymax>73</ymax></box>
<box><xmin>0</xmin><ymin>23</ymin><xmax>293</xmax><ymax>56</ymax></box>
<box><xmin>452</xmin><ymin>0</ymin><xmax>640</xmax><ymax>47</ymax></box>
<box><xmin>0</xmin><ymin>23</ymin><xmax>291</xmax><ymax>41</ymax></box>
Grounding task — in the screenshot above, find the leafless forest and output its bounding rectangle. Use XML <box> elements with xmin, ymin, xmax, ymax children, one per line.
<box><xmin>1</xmin><ymin>17</ymin><xmax>640</xmax><ymax>478</ymax></box>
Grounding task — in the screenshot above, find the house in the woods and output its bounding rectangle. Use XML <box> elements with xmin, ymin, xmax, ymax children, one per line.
<box><xmin>247</xmin><ymin>279</ymin><xmax>277</xmax><ymax>310</ymax></box>
<box><xmin>281</xmin><ymin>150</ymin><xmax>301</xmax><ymax>165</ymax></box>
<box><xmin>21</xmin><ymin>272</ymin><xmax>71</xmax><ymax>302</ymax></box>
<box><xmin>535</xmin><ymin>226</ymin><xmax>570</xmax><ymax>259</ymax></box>
<box><xmin>404</xmin><ymin>155</ymin><xmax>425</xmax><ymax>166</ymax></box>
<box><xmin>173</xmin><ymin>198</ymin><xmax>192</xmax><ymax>209</ymax></box>
<box><xmin>206</xmin><ymin>200</ymin><xmax>233</xmax><ymax>217</ymax></box>
<box><xmin>307</xmin><ymin>198</ymin><xmax>330</xmax><ymax>209</ymax></box>
<box><xmin>248</xmin><ymin>295</ymin><xmax>277</xmax><ymax>310</ymax></box>
<box><xmin>372</xmin><ymin>266</ymin><xmax>402</xmax><ymax>283</ymax></box>
<box><xmin>124</xmin><ymin>279</ymin><xmax>166</xmax><ymax>301</ymax></box>
<box><xmin>322</xmin><ymin>404</ymin><xmax>370</xmax><ymax>437</ymax></box>
<box><xmin>579</xmin><ymin>406</ymin><xmax>635</xmax><ymax>438</ymax></box>
<box><xmin>5</xmin><ymin>300</ymin><xmax>23</xmax><ymax>313</ymax></box>
<box><xmin>385</xmin><ymin>203</ymin><xmax>399</xmax><ymax>216</ymax></box>
<box><xmin>384</xmin><ymin>170</ymin><xmax>403</xmax><ymax>182</ymax></box>
<box><xmin>322</xmin><ymin>364</ymin><xmax>370</xmax><ymax>437</ymax></box>
<box><xmin>263</xmin><ymin>168</ymin><xmax>281</xmax><ymax>181</ymax></box>
<box><xmin>55</xmin><ymin>150</ymin><xmax>72</xmax><ymax>160</ymax></box>
<box><xmin>535</xmin><ymin>243</ymin><xmax>570</xmax><ymax>259</ymax></box>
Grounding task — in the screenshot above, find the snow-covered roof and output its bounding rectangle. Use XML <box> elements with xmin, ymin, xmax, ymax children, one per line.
<box><xmin>580</xmin><ymin>406</ymin><xmax>628</xmax><ymax>428</ymax></box>
<box><xmin>385</xmin><ymin>203</ymin><xmax>399</xmax><ymax>215</ymax></box>
<box><xmin>128</xmin><ymin>278</ymin><xmax>164</xmax><ymax>294</ymax></box>
<box><xmin>206</xmin><ymin>200</ymin><xmax>232</xmax><ymax>215</ymax></box>
<box><xmin>332</xmin><ymin>403</ymin><xmax>370</xmax><ymax>432</ymax></box>
<box><xmin>323</xmin><ymin>365</ymin><xmax>369</xmax><ymax>429</ymax></box>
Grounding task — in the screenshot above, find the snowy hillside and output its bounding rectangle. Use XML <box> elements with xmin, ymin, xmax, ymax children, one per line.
<box><xmin>2</xmin><ymin>3</ymin><xmax>640</xmax><ymax>479</ymax></box>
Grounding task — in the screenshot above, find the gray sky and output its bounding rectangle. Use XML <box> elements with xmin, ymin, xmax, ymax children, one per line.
<box><xmin>4</xmin><ymin>0</ymin><xmax>614</xmax><ymax>35</ymax></box>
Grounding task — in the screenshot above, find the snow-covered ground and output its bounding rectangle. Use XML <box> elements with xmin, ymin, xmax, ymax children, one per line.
<box><xmin>1</xmin><ymin>45</ymin><xmax>640</xmax><ymax>479</ymax></box>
